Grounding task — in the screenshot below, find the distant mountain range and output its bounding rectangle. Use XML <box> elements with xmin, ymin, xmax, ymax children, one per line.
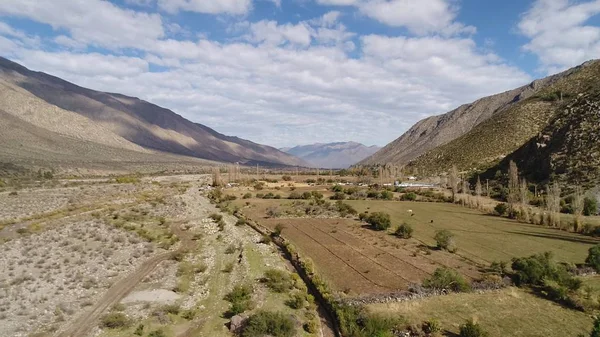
<box><xmin>282</xmin><ymin>142</ymin><xmax>380</xmax><ymax>169</ymax></box>
<box><xmin>0</xmin><ymin>57</ymin><xmax>307</xmax><ymax>171</ymax></box>
<box><xmin>360</xmin><ymin>59</ymin><xmax>600</xmax><ymax>187</ymax></box>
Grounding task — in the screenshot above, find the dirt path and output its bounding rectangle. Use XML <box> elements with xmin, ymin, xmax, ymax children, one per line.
<box><xmin>57</xmin><ymin>221</ymin><xmax>195</xmax><ymax>337</ymax></box>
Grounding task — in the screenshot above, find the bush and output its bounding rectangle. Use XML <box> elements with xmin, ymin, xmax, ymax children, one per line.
<box><xmin>274</xmin><ymin>223</ymin><xmax>285</xmax><ymax>236</ymax></box>
<box><xmin>148</xmin><ymin>329</ymin><xmax>167</xmax><ymax>337</ymax></box>
<box><xmin>134</xmin><ymin>324</ymin><xmax>144</xmax><ymax>335</ymax></box>
<box><xmin>422</xmin><ymin>319</ymin><xmax>441</xmax><ymax>334</ymax></box>
<box><xmin>243</xmin><ymin>311</ymin><xmax>296</xmax><ymax>337</ymax></box>
<box><xmin>336</xmin><ymin>304</ymin><xmax>405</xmax><ymax>337</ymax></box>
<box><xmin>236</xmin><ymin>218</ymin><xmax>247</xmax><ymax>226</ymax></box>
<box><xmin>263</xmin><ymin>269</ymin><xmax>293</xmax><ymax>293</ymax></box>
<box><xmin>330</xmin><ymin>192</ymin><xmax>346</xmax><ymax>200</ymax></box>
<box><xmin>364</xmin><ymin>212</ymin><xmax>391</xmax><ymax>231</ymax></box>
<box><xmin>585</xmin><ymin>197</ymin><xmax>599</xmax><ymax>216</ymax></box>
<box><xmin>243</xmin><ymin>193</ymin><xmax>252</xmax><ymax>199</ymax></box>
<box><xmin>586</xmin><ymin>245</ymin><xmax>600</xmax><ymax>272</ymax></box>
<box><xmin>285</xmin><ymin>292</ymin><xmax>305</xmax><ymax>309</ymax></box>
<box><xmin>434</xmin><ymin>230</ymin><xmax>456</xmax><ymax>252</ymax></box>
<box><xmin>511</xmin><ymin>252</ymin><xmax>581</xmax><ymax>291</ymax></box>
<box><xmin>100</xmin><ymin>312</ymin><xmax>130</xmax><ymax>329</ymax></box>
<box><xmin>401</xmin><ymin>192</ymin><xmax>417</xmax><ymax>201</ymax></box>
<box><xmin>380</xmin><ymin>190</ymin><xmax>394</xmax><ymax>200</ymax></box>
<box><xmin>591</xmin><ymin>316</ymin><xmax>600</xmax><ymax>337</ymax></box>
<box><xmin>225</xmin><ymin>285</ymin><xmax>253</xmax><ymax>315</ymax></box>
<box><xmin>395</xmin><ymin>223</ymin><xmax>413</xmax><ymax>239</ymax></box>
<box><xmin>494</xmin><ymin>203</ymin><xmax>508</xmax><ymax>216</ymax></box>
<box><xmin>288</xmin><ymin>191</ymin><xmax>302</xmax><ymax>199</ymax></box>
<box><xmin>332</xmin><ymin>185</ymin><xmax>344</xmax><ymax>192</ymax></box>
<box><xmin>423</xmin><ymin>267</ymin><xmax>471</xmax><ymax>292</ymax></box>
<box><xmin>459</xmin><ymin>319</ymin><xmax>489</xmax><ymax>337</ymax></box>
<box><xmin>336</xmin><ymin>201</ymin><xmax>357</xmax><ymax>217</ymax></box>
<box><xmin>209</xmin><ymin>213</ymin><xmax>223</xmax><ymax>222</ymax></box>
<box><xmin>282</xmin><ymin>175</ymin><xmax>292</xmax><ymax>181</ymax></box>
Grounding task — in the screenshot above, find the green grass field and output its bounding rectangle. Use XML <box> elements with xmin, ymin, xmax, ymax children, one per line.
<box><xmin>367</xmin><ymin>287</ymin><xmax>593</xmax><ymax>337</ymax></box>
<box><xmin>347</xmin><ymin>200</ymin><xmax>598</xmax><ymax>265</ymax></box>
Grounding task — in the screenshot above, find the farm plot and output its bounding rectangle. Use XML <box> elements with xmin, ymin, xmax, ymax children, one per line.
<box><xmin>367</xmin><ymin>287</ymin><xmax>593</xmax><ymax>337</ymax></box>
<box><xmin>253</xmin><ymin>215</ymin><xmax>479</xmax><ymax>296</ymax></box>
<box><xmin>347</xmin><ymin>200</ymin><xmax>598</xmax><ymax>265</ymax></box>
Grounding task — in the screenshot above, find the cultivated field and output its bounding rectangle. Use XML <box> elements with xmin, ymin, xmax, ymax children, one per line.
<box><xmin>233</xmin><ymin>185</ymin><xmax>598</xmax><ymax>296</ymax></box>
<box><xmin>367</xmin><ymin>287</ymin><xmax>594</xmax><ymax>337</ymax></box>
<box><xmin>347</xmin><ymin>200</ymin><xmax>598</xmax><ymax>265</ymax></box>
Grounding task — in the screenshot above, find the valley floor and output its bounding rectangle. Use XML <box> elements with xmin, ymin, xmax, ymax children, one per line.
<box><xmin>0</xmin><ymin>175</ymin><xmax>325</xmax><ymax>337</ymax></box>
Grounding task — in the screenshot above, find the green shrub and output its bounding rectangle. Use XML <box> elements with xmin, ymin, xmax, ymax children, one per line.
<box><xmin>243</xmin><ymin>193</ymin><xmax>252</xmax><ymax>199</ymax></box>
<box><xmin>209</xmin><ymin>213</ymin><xmax>223</xmax><ymax>222</ymax></box>
<box><xmin>511</xmin><ymin>252</ymin><xmax>581</xmax><ymax>291</ymax></box>
<box><xmin>225</xmin><ymin>285</ymin><xmax>253</xmax><ymax>315</ymax></box>
<box><xmin>134</xmin><ymin>324</ymin><xmax>144</xmax><ymax>335</ymax></box>
<box><xmin>423</xmin><ymin>319</ymin><xmax>441</xmax><ymax>334</ymax></box>
<box><xmin>336</xmin><ymin>304</ymin><xmax>405</xmax><ymax>337</ymax></box>
<box><xmin>288</xmin><ymin>191</ymin><xmax>302</xmax><ymax>199</ymax></box>
<box><xmin>99</xmin><ymin>312</ymin><xmax>130</xmax><ymax>329</ymax></box>
<box><xmin>395</xmin><ymin>223</ymin><xmax>413</xmax><ymax>239</ymax></box>
<box><xmin>330</xmin><ymin>192</ymin><xmax>346</xmax><ymax>200</ymax></box>
<box><xmin>236</xmin><ymin>218</ymin><xmax>247</xmax><ymax>226</ymax></box>
<box><xmin>494</xmin><ymin>203</ymin><xmax>508</xmax><ymax>216</ymax></box>
<box><xmin>336</xmin><ymin>201</ymin><xmax>357</xmax><ymax>216</ymax></box>
<box><xmin>273</xmin><ymin>223</ymin><xmax>285</xmax><ymax>236</ymax></box>
<box><xmin>332</xmin><ymin>185</ymin><xmax>344</xmax><ymax>192</ymax></box>
<box><xmin>401</xmin><ymin>192</ymin><xmax>417</xmax><ymax>201</ymax></box>
<box><xmin>584</xmin><ymin>197</ymin><xmax>599</xmax><ymax>216</ymax></box>
<box><xmin>282</xmin><ymin>175</ymin><xmax>292</xmax><ymax>181</ymax></box>
<box><xmin>423</xmin><ymin>267</ymin><xmax>471</xmax><ymax>292</ymax></box>
<box><xmin>285</xmin><ymin>292</ymin><xmax>305</xmax><ymax>309</ymax></box>
<box><xmin>380</xmin><ymin>190</ymin><xmax>394</xmax><ymax>200</ymax></box>
<box><xmin>459</xmin><ymin>319</ymin><xmax>489</xmax><ymax>337</ymax></box>
<box><xmin>263</xmin><ymin>269</ymin><xmax>293</xmax><ymax>293</ymax></box>
<box><xmin>587</xmin><ymin>245</ymin><xmax>600</xmax><ymax>272</ymax></box>
<box><xmin>434</xmin><ymin>230</ymin><xmax>456</xmax><ymax>252</ymax></box>
<box><xmin>243</xmin><ymin>311</ymin><xmax>296</xmax><ymax>337</ymax></box>
<box><xmin>364</xmin><ymin>212</ymin><xmax>391</xmax><ymax>231</ymax></box>
<box><xmin>148</xmin><ymin>329</ymin><xmax>167</xmax><ymax>337</ymax></box>
<box><xmin>591</xmin><ymin>316</ymin><xmax>600</xmax><ymax>337</ymax></box>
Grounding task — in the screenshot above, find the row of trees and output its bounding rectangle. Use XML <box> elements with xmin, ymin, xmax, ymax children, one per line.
<box><xmin>447</xmin><ymin>161</ymin><xmax>597</xmax><ymax>230</ymax></box>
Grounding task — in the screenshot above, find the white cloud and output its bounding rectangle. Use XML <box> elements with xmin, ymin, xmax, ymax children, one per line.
<box><xmin>245</xmin><ymin>21</ymin><xmax>313</xmax><ymax>46</ymax></box>
<box><xmin>359</xmin><ymin>0</ymin><xmax>475</xmax><ymax>35</ymax></box>
<box><xmin>125</xmin><ymin>0</ymin><xmax>155</xmax><ymax>7</ymax></box>
<box><xmin>0</xmin><ymin>0</ymin><xmax>164</xmax><ymax>50</ymax></box>
<box><xmin>0</xmin><ymin>8</ymin><xmax>531</xmax><ymax>147</ymax></box>
<box><xmin>316</xmin><ymin>0</ymin><xmax>360</xmax><ymax>5</ymax></box>
<box><xmin>519</xmin><ymin>0</ymin><xmax>600</xmax><ymax>73</ymax></box>
<box><xmin>315</xmin><ymin>0</ymin><xmax>475</xmax><ymax>35</ymax></box>
<box><xmin>14</xmin><ymin>51</ymin><xmax>149</xmax><ymax>78</ymax></box>
<box><xmin>157</xmin><ymin>0</ymin><xmax>252</xmax><ymax>15</ymax></box>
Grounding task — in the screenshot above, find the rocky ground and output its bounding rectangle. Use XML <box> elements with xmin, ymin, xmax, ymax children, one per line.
<box><xmin>0</xmin><ymin>174</ymin><xmax>322</xmax><ymax>337</ymax></box>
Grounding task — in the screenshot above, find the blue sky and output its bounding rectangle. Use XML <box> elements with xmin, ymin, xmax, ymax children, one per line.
<box><xmin>0</xmin><ymin>0</ymin><xmax>599</xmax><ymax>147</ymax></box>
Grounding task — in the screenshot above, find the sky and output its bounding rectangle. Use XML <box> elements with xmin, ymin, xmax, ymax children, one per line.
<box><xmin>0</xmin><ymin>0</ymin><xmax>599</xmax><ymax>148</ymax></box>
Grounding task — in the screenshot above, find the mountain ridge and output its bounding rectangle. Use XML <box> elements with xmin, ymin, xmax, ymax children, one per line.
<box><xmin>0</xmin><ymin>57</ymin><xmax>308</xmax><ymax>169</ymax></box>
<box><xmin>284</xmin><ymin>142</ymin><xmax>380</xmax><ymax>169</ymax></box>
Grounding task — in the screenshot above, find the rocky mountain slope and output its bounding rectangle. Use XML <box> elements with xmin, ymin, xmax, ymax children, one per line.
<box><xmin>483</xmin><ymin>89</ymin><xmax>600</xmax><ymax>189</ymax></box>
<box><xmin>283</xmin><ymin>142</ymin><xmax>380</xmax><ymax>168</ymax></box>
<box><xmin>359</xmin><ymin>60</ymin><xmax>600</xmax><ymax>182</ymax></box>
<box><xmin>0</xmin><ymin>57</ymin><xmax>306</xmax><ymax>169</ymax></box>
<box><xmin>359</xmin><ymin>63</ymin><xmax>587</xmax><ymax>168</ymax></box>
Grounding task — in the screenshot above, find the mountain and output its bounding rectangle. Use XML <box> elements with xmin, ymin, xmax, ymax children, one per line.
<box><xmin>359</xmin><ymin>60</ymin><xmax>600</xmax><ymax>179</ymax></box>
<box><xmin>0</xmin><ymin>57</ymin><xmax>307</xmax><ymax>171</ymax></box>
<box><xmin>283</xmin><ymin>142</ymin><xmax>380</xmax><ymax>169</ymax></box>
<box><xmin>483</xmin><ymin>89</ymin><xmax>600</xmax><ymax>190</ymax></box>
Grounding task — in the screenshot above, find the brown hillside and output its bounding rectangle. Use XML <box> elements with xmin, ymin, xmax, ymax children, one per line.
<box><xmin>0</xmin><ymin>57</ymin><xmax>307</xmax><ymax>168</ymax></box>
